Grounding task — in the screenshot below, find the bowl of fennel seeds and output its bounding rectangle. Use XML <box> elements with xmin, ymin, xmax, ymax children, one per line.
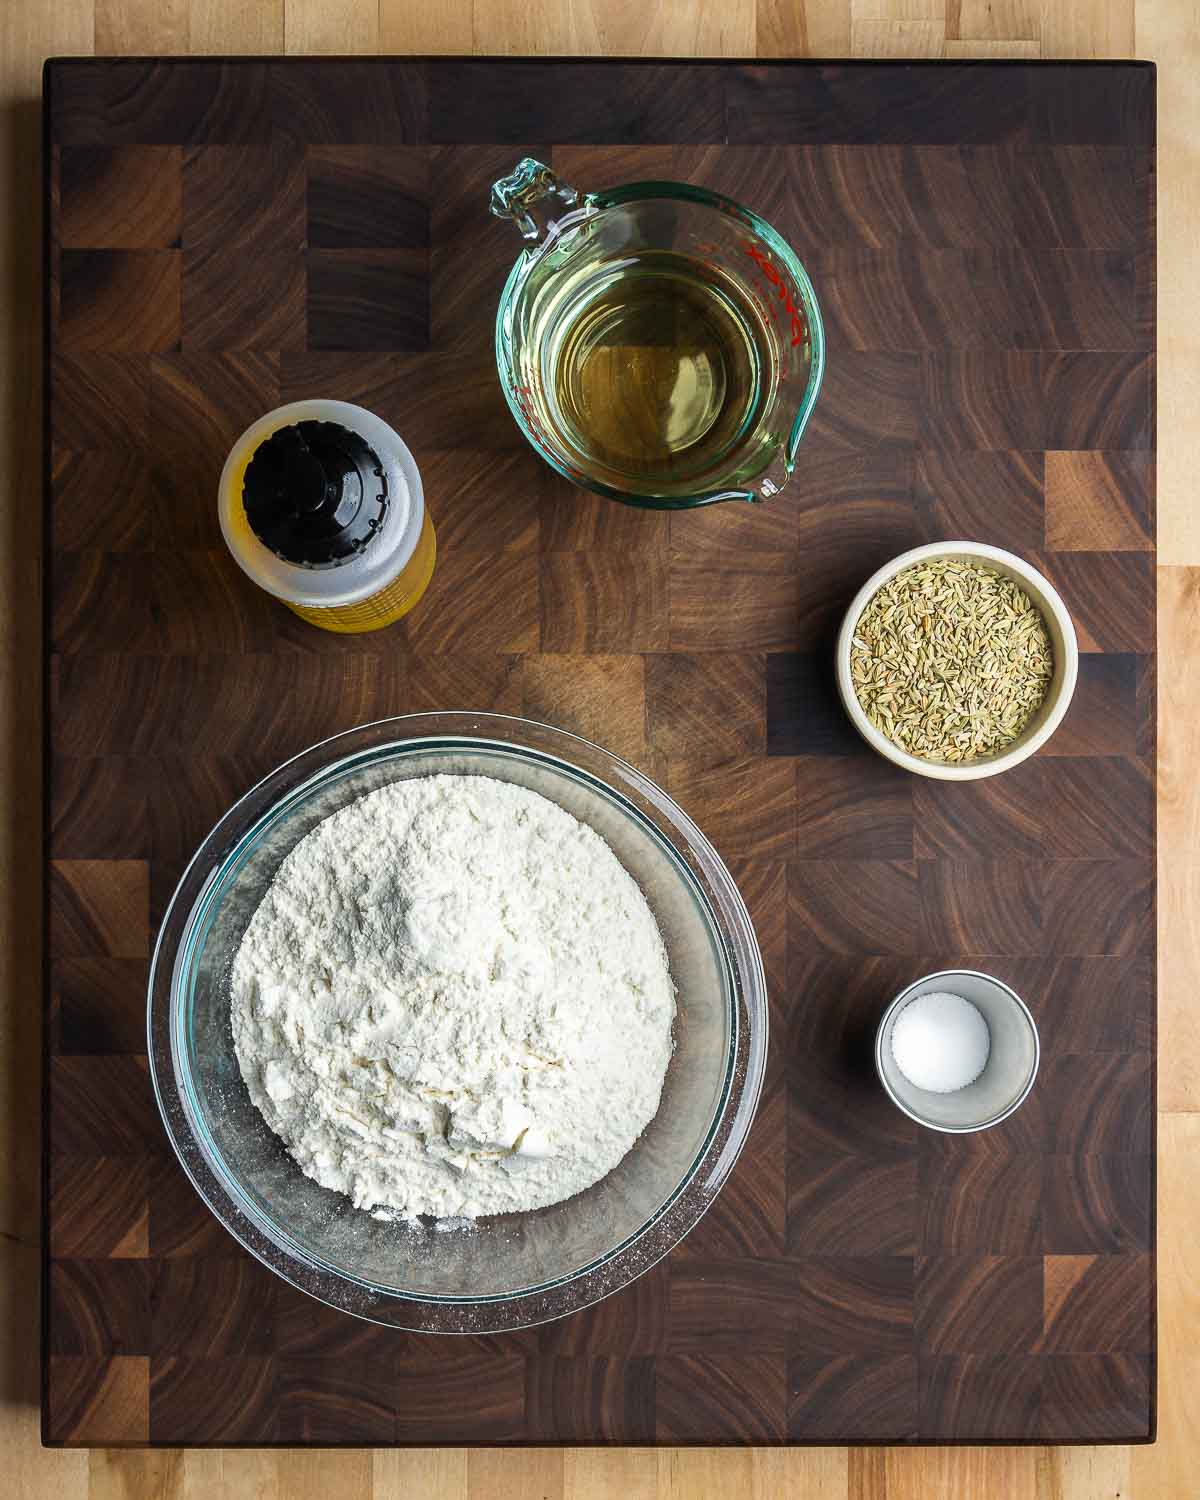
<box><xmin>836</xmin><ymin>541</ymin><xmax>1079</xmax><ymax>781</ymax></box>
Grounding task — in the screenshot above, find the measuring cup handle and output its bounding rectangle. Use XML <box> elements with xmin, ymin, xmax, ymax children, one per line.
<box><xmin>489</xmin><ymin>158</ymin><xmax>582</xmax><ymax>243</ymax></box>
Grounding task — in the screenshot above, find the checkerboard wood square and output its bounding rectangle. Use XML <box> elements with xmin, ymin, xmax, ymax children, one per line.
<box><xmin>44</xmin><ymin>57</ymin><xmax>1155</xmax><ymax>1447</ymax></box>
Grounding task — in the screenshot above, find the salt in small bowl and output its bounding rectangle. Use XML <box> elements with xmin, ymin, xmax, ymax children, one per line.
<box><xmin>875</xmin><ymin>969</ymin><xmax>1039</xmax><ymax>1134</ymax></box>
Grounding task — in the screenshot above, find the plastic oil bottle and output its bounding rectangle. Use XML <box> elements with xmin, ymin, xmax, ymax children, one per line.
<box><xmin>218</xmin><ymin>400</ymin><xmax>436</xmax><ymax>633</ymax></box>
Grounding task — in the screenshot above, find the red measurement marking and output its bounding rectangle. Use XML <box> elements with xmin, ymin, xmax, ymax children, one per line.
<box><xmin>741</xmin><ymin>241</ymin><xmax>808</xmax><ymax>347</ymax></box>
<box><xmin>512</xmin><ymin>384</ymin><xmax>586</xmax><ymax>481</ymax></box>
<box><xmin>513</xmin><ymin>383</ymin><xmax>554</xmax><ymax>447</ymax></box>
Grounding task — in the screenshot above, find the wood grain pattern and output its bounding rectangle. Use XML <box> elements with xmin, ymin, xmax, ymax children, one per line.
<box><xmin>1041</xmin><ymin>1353</ymin><xmax>1151</xmax><ymax>1442</ymax></box>
<box><xmin>667</xmin><ymin>756</ymin><xmax>796</xmax><ymax>863</ymax></box>
<box><xmin>1039</xmin><ymin>858</ymin><xmax>1154</xmax><ymax>956</ymax></box>
<box><xmin>1047</xmin><ymin>652</ymin><xmax>1141</xmax><ymax>757</ymax></box>
<box><xmin>787</xmin><ymin>1050</ymin><xmax>919</xmax><ymax>1159</ymax></box>
<box><xmin>60</xmin><ymin>250</ymin><xmax>181</xmax><ymax>353</ymax></box>
<box><xmin>147</xmin><ymin>1156</ymin><xmax>234</xmax><ymax>1259</ymax></box>
<box><xmin>537</xmin><ymin>1265</ymin><xmax>669</xmax><ymax>1357</ymax></box>
<box><xmin>151</xmin><ymin>1356</ymin><xmax>278</xmax><ymax>1443</ymax></box>
<box><xmin>667</xmin><ymin>1255</ymin><xmax>913</xmax><ymax>1357</ymax></box>
<box><xmin>151</xmin><ymin>351</ymin><xmax>281</xmax><ymax>537</ymax></box>
<box><xmin>307</xmin><ymin>145</ymin><xmax>427</xmax><ymax>249</ymax></box>
<box><xmin>307</xmin><ymin>247</ymin><xmax>428</xmax><ymax>350</ymax></box>
<box><xmin>52</xmin><ymin>958</ymin><xmax>150</xmax><ymax>1053</ymax></box>
<box><xmin>45</xmin><ymin>1358</ymin><xmax>149</xmax><ymax>1445</ymax></box>
<box><xmin>281</xmin><ymin>347</ymin><xmax>518</xmax><ymax>449</ymax></box>
<box><xmin>430</xmin><ymin>141</ymin><xmax>544</xmax><ymax>353</ymax></box>
<box><xmin>786</xmin><ymin>1154</ymin><xmax>918</xmax><ymax>1255</ymax></box>
<box><xmin>542</xmin><ymin>550</ymin><xmax>669</xmax><ymax>653</ymax></box>
<box><xmin>789</xmin><ymin>1354</ymin><xmax>917</xmax><ymax>1442</ymax></box>
<box><xmin>1158</xmin><ymin>569</ymin><xmax>1200</xmax><ymax>1126</ymax></box>
<box><xmin>1007</xmin><ymin>954</ymin><xmax>1151</xmax><ymax>1053</ymax></box>
<box><xmin>788</xmin><ymin>1258</ymin><xmax>916</xmax><ymax>1357</ymax></box>
<box><xmin>49</xmin><ymin>1056</ymin><xmax>163</xmax><ymax>1158</ymax></box>
<box><xmin>794</xmin><ymin>756</ymin><xmax>913</xmax><ymax>859</ymax></box>
<box><xmin>915</xmin><ymin>1256</ymin><xmax>1043</xmax><ymax>1355</ymax></box>
<box><xmin>655</xmin><ymin>1357</ymin><xmax>784</xmax><ymax>1443</ymax></box>
<box><xmin>1045</xmin><ymin>450</ymin><xmax>1154</xmax><ymax>552</ymax></box>
<box><xmin>149</xmin><ymin>1258</ymin><xmax>279</xmax><ymax>1357</ymax></box>
<box><xmin>48</xmin><ymin>1157</ymin><xmax>149</xmax><ymax>1258</ymax></box>
<box><xmin>387</xmin><ymin>1341</ymin><xmax>534</xmax><ymax>1425</ymax></box>
<box><xmin>51</xmin><ymin>757</ymin><xmax>150</xmax><ymax>861</ymax></box>
<box><xmin>49</xmin><ymin>1260</ymin><xmax>152</xmax><ymax>1356</ymax></box>
<box><xmin>50</xmin><ymin>449</ymin><xmax>150</xmax><ymax>560</ymax></box>
<box><xmin>49</xmin><ymin>861</ymin><xmax>149</xmax><ymax>958</ymax></box>
<box><xmin>1041</xmin><ymin>1051</ymin><xmax>1153</xmax><ymax>1154</ymax></box>
<box><xmin>524</xmin><ymin>655</ymin><xmax>649</xmax><ymax>767</ymax></box>
<box><xmin>917</xmin><ymin>859</ymin><xmax>1041</xmax><ymax>953</ymax></box>
<box><xmin>913</xmin><ymin>447</ymin><xmax>1043</xmax><ymax>554</ymax></box>
<box><xmin>60</xmin><ymin>146</ymin><xmax>181</xmax><ymax>249</ymax></box>
<box><xmin>40</xmin><ymin>56</ymin><xmax>1155</xmax><ymax>1455</ymax></box>
<box><xmin>527</xmin><ymin>1357</ymin><xmax>656</xmax><ymax>1443</ymax></box>
<box><xmin>645</xmin><ymin>654</ymin><xmax>764</xmax><ymax>768</ymax></box>
<box><xmin>918</xmin><ymin>1355</ymin><xmax>1040</xmax><ymax>1441</ymax></box>
<box><xmin>790</xmin><ymin>861</ymin><xmax>920</xmax><ymax>953</ymax></box>
<box><xmin>1041</xmin><ymin>1254</ymin><xmax>1153</xmax><ymax>1353</ymax></box>
<box><xmin>677</xmin><ymin>450</ymin><xmax>914</xmax><ymax>559</ymax></box>
<box><xmin>918</xmin><ymin>1145</ymin><xmax>1042</xmax><ymax>1254</ymax></box>
<box><xmin>1041</xmin><ymin>549</ymin><xmax>1156</xmax><ymax>652</ymax></box>
<box><xmin>766</xmin><ymin>651</ymin><xmax>870</xmax><ymax>758</ymax></box>
<box><xmin>1042</xmin><ymin>1153</ymin><xmax>1153</xmax><ymax>1253</ymax></box>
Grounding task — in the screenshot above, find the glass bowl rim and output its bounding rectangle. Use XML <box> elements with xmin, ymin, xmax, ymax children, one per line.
<box><xmin>147</xmin><ymin>712</ymin><xmax>769</xmax><ymax>1333</ymax></box>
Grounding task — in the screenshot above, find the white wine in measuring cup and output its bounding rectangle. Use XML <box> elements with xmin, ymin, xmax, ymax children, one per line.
<box><xmin>537</xmin><ymin>248</ymin><xmax>781</xmax><ymax>493</ymax></box>
<box><xmin>491</xmin><ymin>158</ymin><xmax>825</xmax><ymax>508</ymax></box>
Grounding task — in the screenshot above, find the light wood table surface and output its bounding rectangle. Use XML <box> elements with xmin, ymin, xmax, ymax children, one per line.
<box><xmin>5</xmin><ymin>2</ymin><xmax>1198</xmax><ymax>1496</ymax></box>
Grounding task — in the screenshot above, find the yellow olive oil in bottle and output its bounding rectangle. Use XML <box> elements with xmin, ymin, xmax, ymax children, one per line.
<box><xmin>219</xmin><ymin>400</ymin><xmax>435</xmax><ymax>634</ymax></box>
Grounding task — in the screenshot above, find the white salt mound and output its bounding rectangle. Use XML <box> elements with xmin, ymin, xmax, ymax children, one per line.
<box><xmin>890</xmin><ymin>990</ymin><xmax>990</xmax><ymax>1094</ymax></box>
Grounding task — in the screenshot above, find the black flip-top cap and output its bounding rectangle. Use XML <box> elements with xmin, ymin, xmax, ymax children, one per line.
<box><xmin>242</xmin><ymin>420</ymin><xmax>389</xmax><ymax>566</ymax></box>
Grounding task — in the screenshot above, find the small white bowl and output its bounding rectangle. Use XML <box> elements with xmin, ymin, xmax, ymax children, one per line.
<box><xmin>835</xmin><ymin>541</ymin><xmax>1079</xmax><ymax>782</ymax></box>
<box><xmin>876</xmin><ymin>969</ymin><xmax>1040</xmax><ymax>1134</ymax></box>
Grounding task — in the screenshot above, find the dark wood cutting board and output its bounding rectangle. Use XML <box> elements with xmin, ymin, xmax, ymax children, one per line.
<box><xmin>43</xmin><ymin>57</ymin><xmax>1156</xmax><ymax>1447</ymax></box>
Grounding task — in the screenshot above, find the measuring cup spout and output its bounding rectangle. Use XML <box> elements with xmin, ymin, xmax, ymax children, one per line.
<box><xmin>695</xmin><ymin>445</ymin><xmax>803</xmax><ymax>507</ymax></box>
<box><xmin>489</xmin><ymin>158</ymin><xmax>582</xmax><ymax>244</ymax></box>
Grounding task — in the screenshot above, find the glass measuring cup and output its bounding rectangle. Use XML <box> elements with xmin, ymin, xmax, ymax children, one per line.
<box><xmin>490</xmin><ymin>157</ymin><xmax>825</xmax><ymax>509</ymax></box>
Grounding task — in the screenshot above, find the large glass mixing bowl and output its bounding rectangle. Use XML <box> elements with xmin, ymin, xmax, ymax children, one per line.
<box><xmin>148</xmin><ymin>713</ymin><xmax>767</xmax><ymax>1332</ymax></box>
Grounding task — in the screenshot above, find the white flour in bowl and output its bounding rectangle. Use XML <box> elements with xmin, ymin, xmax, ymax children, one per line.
<box><xmin>230</xmin><ymin>774</ymin><xmax>675</xmax><ymax>1220</ymax></box>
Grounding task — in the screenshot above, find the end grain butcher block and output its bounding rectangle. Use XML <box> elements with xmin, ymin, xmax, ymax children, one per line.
<box><xmin>43</xmin><ymin>57</ymin><xmax>1156</xmax><ymax>1446</ymax></box>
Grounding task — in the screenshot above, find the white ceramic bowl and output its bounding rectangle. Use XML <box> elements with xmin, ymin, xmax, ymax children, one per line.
<box><xmin>835</xmin><ymin>541</ymin><xmax>1079</xmax><ymax>782</ymax></box>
